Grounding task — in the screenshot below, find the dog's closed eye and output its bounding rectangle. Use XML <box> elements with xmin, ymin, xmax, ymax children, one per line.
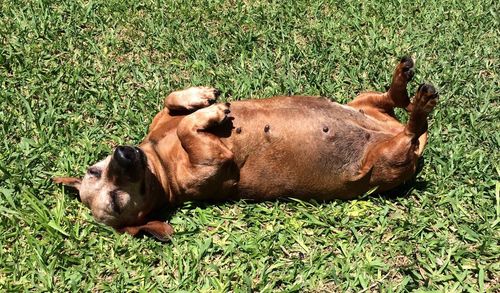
<box><xmin>87</xmin><ymin>167</ymin><xmax>102</xmax><ymax>178</ymax></box>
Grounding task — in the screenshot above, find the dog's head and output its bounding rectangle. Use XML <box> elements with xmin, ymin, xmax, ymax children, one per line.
<box><xmin>54</xmin><ymin>146</ymin><xmax>173</xmax><ymax>241</ymax></box>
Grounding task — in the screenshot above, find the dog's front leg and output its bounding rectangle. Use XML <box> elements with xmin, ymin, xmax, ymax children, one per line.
<box><xmin>173</xmin><ymin>103</ymin><xmax>235</xmax><ymax>199</ymax></box>
<box><xmin>177</xmin><ymin>103</ymin><xmax>233</xmax><ymax>166</ymax></box>
<box><xmin>164</xmin><ymin>86</ymin><xmax>220</xmax><ymax>112</ymax></box>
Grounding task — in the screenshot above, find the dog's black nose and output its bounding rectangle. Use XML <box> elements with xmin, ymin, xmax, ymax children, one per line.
<box><xmin>114</xmin><ymin>146</ymin><xmax>138</xmax><ymax>168</ymax></box>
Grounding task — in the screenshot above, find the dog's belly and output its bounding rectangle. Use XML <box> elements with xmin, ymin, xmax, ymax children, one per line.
<box><xmin>220</xmin><ymin>96</ymin><xmax>397</xmax><ymax>200</ymax></box>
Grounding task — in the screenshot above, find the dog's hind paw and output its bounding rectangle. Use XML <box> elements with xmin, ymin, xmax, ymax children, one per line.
<box><xmin>399</xmin><ymin>56</ymin><xmax>415</xmax><ymax>81</ymax></box>
<box><xmin>413</xmin><ymin>83</ymin><xmax>438</xmax><ymax>114</ymax></box>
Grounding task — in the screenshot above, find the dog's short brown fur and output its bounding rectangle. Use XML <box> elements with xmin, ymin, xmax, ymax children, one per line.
<box><xmin>55</xmin><ymin>57</ymin><xmax>438</xmax><ymax>241</ymax></box>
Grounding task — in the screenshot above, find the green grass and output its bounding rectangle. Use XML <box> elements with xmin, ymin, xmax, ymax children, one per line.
<box><xmin>1</xmin><ymin>0</ymin><xmax>499</xmax><ymax>291</ymax></box>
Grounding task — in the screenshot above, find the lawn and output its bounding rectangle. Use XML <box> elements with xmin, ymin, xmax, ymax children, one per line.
<box><xmin>1</xmin><ymin>0</ymin><xmax>498</xmax><ymax>291</ymax></box>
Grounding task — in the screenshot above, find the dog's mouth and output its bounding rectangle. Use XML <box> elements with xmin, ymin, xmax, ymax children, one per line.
<box><xmin>109</xmin><ymin>189</ymin><xmax>122</xmax><ymax>214</ymax></box>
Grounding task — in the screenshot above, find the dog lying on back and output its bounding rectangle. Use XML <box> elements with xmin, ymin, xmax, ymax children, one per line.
<box><xmin>55</xmin><ymin>57</ymin><xmax>438</xmax><ymax>241</ymax></box>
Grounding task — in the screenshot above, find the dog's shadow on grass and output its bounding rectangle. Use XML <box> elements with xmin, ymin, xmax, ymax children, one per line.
<box><xmin>375</xmin><ymin>177</ymin><xmax>427</xmax><ymax>201</ymax></box>
<box><xmin>60</xmin><ymin>187</ymin><xmax>81</xmax><ymax>202</ymax></box>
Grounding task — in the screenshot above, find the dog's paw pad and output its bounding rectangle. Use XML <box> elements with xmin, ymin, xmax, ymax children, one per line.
<box><xmin>414</xmin><ymin>83</ymin><xmax>438</xmax><ymax>113</ymax></box>
<box><xmin>400</xmin><ymin>56</ymin><xmax>415</xmax><ymax>81</ymax></box>
<box><xmin>417</xmin><ymin>83</ymin><xmax>437</xmax><ymax>97</ymax></box>
<box><xmin>400</xmin><ymin>55</ymin><xmax>413</xmax><ymax>66</ymax></box>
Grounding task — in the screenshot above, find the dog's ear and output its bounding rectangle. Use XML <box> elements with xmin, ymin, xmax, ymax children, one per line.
<box><xmin>119</xmin><ymin>221</ymin><xmax>174</xmax><ymax>242</ymax></box>
<box><xmin>53</xmin><ymin>177</ymin><xmax>82</xmax><ymax>190</ymax></box>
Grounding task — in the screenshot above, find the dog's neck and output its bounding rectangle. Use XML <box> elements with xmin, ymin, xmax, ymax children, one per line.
<box><xmin>140</xmin><ymin>143</ymin><xmax>173</xmax><ymax>207</ymax></box>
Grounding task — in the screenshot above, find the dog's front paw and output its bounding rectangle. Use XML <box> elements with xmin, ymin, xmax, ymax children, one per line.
<box><xmin>185</xmin><ymin>86</ymin><xmax>221</xmax><ymax>109</ymax></box>
<box><xmin>195</xmin><ymin>102</ymin><xmax>231</xmax><ymax>128</ymax></box>
<box><xmin>213</xmin><ymin>102</ymin><xmax>231</xmax><ymax>124</ymax></box>
<box><xmin>413</xmin><ymin>83</ymin><xmax>438</xmax><ymax>114</ymax></box>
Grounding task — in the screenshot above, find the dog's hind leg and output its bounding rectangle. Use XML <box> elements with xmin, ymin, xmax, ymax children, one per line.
<box><xmin>348</xmin><ymin>56</ymin><xmax>415</xmax><ymax>119</ymax></box>
<box><xmin>353</xmin><ymin>84</ymin><xmax>438</xmax><ymax>190</ymax></box>
<box><xmin>164</xmin><ymin>86</ymin><xmax>220</xmax><ymax>112</ymax></box>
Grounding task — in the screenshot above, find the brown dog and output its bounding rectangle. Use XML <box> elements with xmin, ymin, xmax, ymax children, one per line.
<box><xmin>54</xmin><ymin>57</ymin><xmax>438</xmax><ymax>241</ymax></box>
